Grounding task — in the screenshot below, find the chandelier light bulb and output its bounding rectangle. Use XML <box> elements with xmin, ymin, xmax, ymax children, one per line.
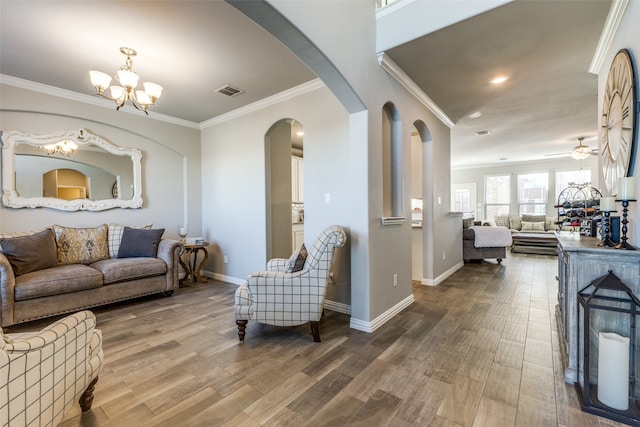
<box><xmin>88</xmin><ymin>47</ymin><xmax>161</xmax><ymax>114</ymax></box>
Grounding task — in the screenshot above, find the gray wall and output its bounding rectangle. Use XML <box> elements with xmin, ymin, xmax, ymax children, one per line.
<box><xmin>0</xmin><ymin>84</ymin><xmax>202</xmax><ymax>237</ymax></box>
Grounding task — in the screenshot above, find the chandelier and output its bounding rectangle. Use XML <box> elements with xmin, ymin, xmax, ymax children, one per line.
<box><xmin>40</xmin><ymin>140</ymin><xmax>78</xmax><ymax>156</ymax></box>
<box><xmin>89</xmin><ymin>47</ymin><xmax>162</xmax><ymax>114</ymax></box>
<box><xmin>571</xmin><ymin>137</ymin><xmax>592</xmax><ymax>160</ymax></box>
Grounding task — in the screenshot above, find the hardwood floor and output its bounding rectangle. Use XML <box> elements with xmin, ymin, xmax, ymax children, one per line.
<box><xmin>10</xmin><ymin>254</ymin><xmax>629</xmax><ymax>426</ymax></box>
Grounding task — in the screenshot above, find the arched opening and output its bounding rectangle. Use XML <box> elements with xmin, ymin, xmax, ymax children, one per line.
<box><xmin>382</xmin><ymin>102</ymin><xmax>402</xmax><ymax>217</ymax></box>
<box><xmin>265</xmin><ymin>118</ymin><xmax>304</xmax><ymax>261</ymax></box>
<box><xmin>412</xmin><ymin>120</ymin><xmax>433</xmax><ymax>282</ymax></box>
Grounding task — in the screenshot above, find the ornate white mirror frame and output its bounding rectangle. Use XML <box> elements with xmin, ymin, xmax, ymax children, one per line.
<box><xmin>1</xmin><ymin>128</ymin><xmax>143</xmax><ymax>211</ymax></box>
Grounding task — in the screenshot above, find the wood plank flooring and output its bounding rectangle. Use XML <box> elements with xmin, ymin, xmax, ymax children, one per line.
<box><xmin>9</xmin><ymin>254</ymin><xmax>630</xmax><ymax>426</ymax></box>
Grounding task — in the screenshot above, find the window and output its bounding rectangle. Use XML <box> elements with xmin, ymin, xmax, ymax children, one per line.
<box><xmin>485</xmin><ymin>175</ymin><xmax>510</xmax><ymax>220</ymax></box>
<box><xmin>555</xmin><ymin>170</ymin><xmax>591</xmax><ymax>202</ymax></box>
<box><xmin>452</xmin><ymin>183</ymin><xmax>476</xmax><ymax>218</ymax></box>
<box><xmin>518</xmin><ymin>172</ymin><xmax>548</xmax><ymax>215</ymax></box>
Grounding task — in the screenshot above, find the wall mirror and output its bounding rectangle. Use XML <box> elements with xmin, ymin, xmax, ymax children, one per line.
<box><xmin>1</xmin><ymin>128</ymin><xmax>142</xmax><ymax>211</ymax></box>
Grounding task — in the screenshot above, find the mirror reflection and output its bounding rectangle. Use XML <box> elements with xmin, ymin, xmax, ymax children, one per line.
<box><xmin>1</xmin><ymin>129</ymin><xmax>142</xmax><ymax>211</ymax></box>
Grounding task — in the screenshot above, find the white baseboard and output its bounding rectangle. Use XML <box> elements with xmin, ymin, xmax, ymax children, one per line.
<box><xmin>205</xmin><ymin>270</ymin><xmax>246</xmax><ymax>286</ymax></box>
<box><xmin>421</xmin><ymin>261</ymin><xmax>464</xmax><ymax>286</ymax></box>
<box><xmin>349</xmin><ymin>293</ymin><xmax>414</xmax><ymax>333</ymax></box>
<box><xmin>324</xmin><ymin>299</ymin><xmax>351</xmax><ymax>315</ymax></box>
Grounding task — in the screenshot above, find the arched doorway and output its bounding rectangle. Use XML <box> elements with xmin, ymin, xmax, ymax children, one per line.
<box><xmin>265</xmin><ymin>118</ymin><xmax>304</xmax><ymax>261</ymax></box>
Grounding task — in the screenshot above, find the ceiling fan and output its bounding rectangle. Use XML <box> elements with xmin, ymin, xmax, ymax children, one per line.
<box><xmin>545</xmin><ymin>137</ymin><xmax>598</xmax><ymax>159</ymax></box>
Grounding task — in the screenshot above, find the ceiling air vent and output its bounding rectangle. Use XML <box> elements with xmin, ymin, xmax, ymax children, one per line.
<box><xmin>475</xmin><ymin>130</ymin><xmax>492</xmax><ymax>136</ymax></box>
<box><xmin>215</xmin><ymin>85</ymin><xmax>245</xmax><ymax>97</ymax></box>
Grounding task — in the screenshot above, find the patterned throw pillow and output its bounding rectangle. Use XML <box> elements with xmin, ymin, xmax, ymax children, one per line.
<box><xmin>286</xmin><ymin>244</ymin><xmax>308</xmax><ymax>273</ymax></box>
<box><xmin>108</xmin><ymin>223</ymin><xmax>153</xmax><ymax>258</ymax></box>
<box><xmin>494</xmin><ymin>215</ymin><xmax>510</xmax><ymax>228</ymax></box>
<box><xmin>53</xmin><ymin>224</ymin><xmax>109</xmax><ymax>265</ymax></box>
<box><xmin>545</xmin><ymin>217</ymin><xmax>557</xmax><ymax>231</ymax></box>
<box><xmin>521</xmin><ymin>221</ymin><xmax>546</xmax><ymax>231</ymax></box>
<box><xmin>508</xmin><ymin>215</ymin><xmax>522</xmax><ymax>231</ymax></box>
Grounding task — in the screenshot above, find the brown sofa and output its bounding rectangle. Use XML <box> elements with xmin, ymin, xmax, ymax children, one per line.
<box><xmin>0</xmin><ymin>225</ymin><xmax>183</xmax><ymax>327</ymax></box>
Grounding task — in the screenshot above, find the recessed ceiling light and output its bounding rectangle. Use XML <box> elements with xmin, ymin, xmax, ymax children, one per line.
<box><xmin>499</xmin><ymin>157</ymin><xmax>508</xmax><ymax>161</ymax></box>
<box><xmin>469</xmin><ymin>111</ymin><xmax>482</xmax><ymax>119</ymax></box>
<box><xmin>490</xmin><ymin>75</ymin><xmax>509</xmax><ymax>84</ymax></box>
<box><xmin>475</xmin><ymin>130</ymin><xmax>492</xmax><ymax>136</ymax></box>
<box><xmin>296</xmin><ymin>131</ymin><xmax>304</xmax><ymax>136</ymax></box>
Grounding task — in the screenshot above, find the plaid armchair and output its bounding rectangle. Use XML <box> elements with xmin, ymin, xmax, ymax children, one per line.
<box><xmin>235</xmin><ymin>225</ymin><xmax>347</xmax><ymax>342</ymax></box>
<box><xmin>0</xmin><ymin>310</ymin><xmax>103</xmax><ymax>427</ymax></box>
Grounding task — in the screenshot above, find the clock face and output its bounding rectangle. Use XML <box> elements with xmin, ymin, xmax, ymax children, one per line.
<box><xmin>601</xmin><ymin>49</ymin><xmax>637</xmax><ymax>195</ymax></box>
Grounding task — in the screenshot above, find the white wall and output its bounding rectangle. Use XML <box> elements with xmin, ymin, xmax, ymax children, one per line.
<box><xmin>452</xmin><ymin>157</ymin><xmax>599</xmax><ymax>220</ymax></box>
<box><xmin>598</xmin><ymin>1</ymin><xmax>640</xmax><ymax>244</ymax></box>
<box><xmin>0</xmin><ymin>84</ymin><xmax>202</xmax><ymax>237</ymax></box>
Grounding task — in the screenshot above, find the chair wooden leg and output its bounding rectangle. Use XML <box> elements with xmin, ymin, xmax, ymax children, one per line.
<box><xmin>79</xmin><ymin>376</ymin><xmax>98</xmax><ymax>412</ymax></box>
<box><xmin>310</xmin><ymin>321</ymin><xmax>321</xmax><ymax>342</ymax></box>
<box><xmin>236</xmin><ymin>320</ymin><xmax>248</xmax><ymax>342</ymax></box>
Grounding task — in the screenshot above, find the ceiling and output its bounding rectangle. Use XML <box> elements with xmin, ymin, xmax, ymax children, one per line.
<box><xmin>0</xmin><ymin>1</ymin><xmax>612</xmax><ymax>169</ymax></box>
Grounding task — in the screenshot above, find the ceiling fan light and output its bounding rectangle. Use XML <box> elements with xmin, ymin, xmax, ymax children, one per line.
<box><xmin>117</xmin><ymin>69</ymin><xmax>139</xmax><ymax>89</ymax></box>
<box><xmin>143</xmin><ymin>82</ymin><xmax>163</xmax><ymax>99</ymax></box>
<box><xmin>571</xmin><ymin>149</ymin><xmax>590</xmax><ymax>160</ymax></box>
<box><xmin>89</xmin><ymin>70</ymin><xmax>111</xmax><ymax>90</ymax></box>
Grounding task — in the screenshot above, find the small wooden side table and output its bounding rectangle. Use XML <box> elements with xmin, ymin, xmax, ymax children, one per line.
<box><xmin>179</xmin><ymin>242</ymin><xmax>209</xmax><ymax>285</ymax></box>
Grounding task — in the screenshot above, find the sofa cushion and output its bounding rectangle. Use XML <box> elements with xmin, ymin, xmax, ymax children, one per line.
<box><xmin>522</xmin><ymin>214</ymin><xmax>546</xmax><ymax>223</ymax></box>
<box><xmin>117</xmin><ymin>227</ymin><xmax>165</xmax><ymax>258</ymax></box>
<box><xmin>0</xmin><ymin>229</ymin><xmax>58</xmax><ymax>276</ymax></box>
<box><xmin>53</xmin><ymin>225</ymin><xmax>109</xmax><ymax>265</ymax></box>
<box><xmin>108</xmin><ymin>223</ymin><xmax>153</xmax><ymax>258</ymax></box>
<box><xmin>521</xmin><ymin>221</ymin><xmax>546</xmax><ymax>231</ymax></box>
<box><xmin>14</xmin><ymin>264</ymin><xmax>103</xmax><ymax>301</ymax></box>
<box><xmin>90</xmin><ymin>257</ymin><xmax>167</xmax><ymax>285</ymax></box>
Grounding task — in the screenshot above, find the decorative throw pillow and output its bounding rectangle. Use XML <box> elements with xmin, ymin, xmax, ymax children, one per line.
<box><xmin>508</xmin><ymin>215</ymin><xmax>522</xmax><ymax>231</ymax></box>
<box><xmin>521</xmin><ymin>221</ymin><xmax>546</xmax><ymax>231</ymax></box>
<box><xmin>0</xmin><ymin>228</ymin><xmax>49</xmax><ymax>253</ymax></box>
<box><xmin>0</xmin><ymin>228</ymin><xmax>58</xmax><ymax>276</ymax></box>
<box><xmin>53</xmin><ymin>224</ymin><xmax>109</xmax><ymax>265</ymax></box>
<box><xmin>117</xmin><ymin>227</ymin><xmax>165</xmax><ymax>258</ymax></box>
<box><xmin>108</xmin><ymin>223</ymin><xmax>153</xmax><ymax>258</ymax></box>
<box><xmin>286</xmin><ymin>244</ymin><xmax>308</xmax><ymax>273</ymax></box>
<box><xmin>545</xmin><ymin>217</ymin><xmax>557</xmax><ymax>231</ymax></box>
<box><xmin>494</xmin><ymin>214</ymin><xmax>510</xmax><ymax>228</ymax></box>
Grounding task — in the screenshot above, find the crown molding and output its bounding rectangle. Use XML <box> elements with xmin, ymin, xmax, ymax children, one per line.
<box><xmin>589</xmin><ymin>0</ymin><xmax>630</xmax><ymax>74</ymax></box>
<box><xmin>377</xmin><ymin>53</ymin><xmax>454</xmax><ymax>128</ymax></box>
<box><xmin>200</xmin><ymin>79</ymin><xmax>325</xmax><ymax>129</ymax></box>
<box><xmin>0</xmin><ymin>74</ymin><xmax>200</xmax><ymax>129</ymax></box>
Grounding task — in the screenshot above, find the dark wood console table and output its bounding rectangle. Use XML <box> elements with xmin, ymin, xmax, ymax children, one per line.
<box><xmin>556</xmin><ymin>232</ymin><xmax>640</xmax><ymax>383</ymax></box>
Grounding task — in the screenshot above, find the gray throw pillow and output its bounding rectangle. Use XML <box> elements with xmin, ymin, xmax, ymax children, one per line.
<box><xmin>0</xmin><ymin>228</ymin><xmax>58</xmax><ymax>276</ymax></box>
<box><xmin>117</xmin><ymin>227</ymin><xmax>165</xmax><ymax>258</ymax></box>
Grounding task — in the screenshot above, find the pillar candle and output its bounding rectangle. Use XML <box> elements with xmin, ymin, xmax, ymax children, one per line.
<box><xmin>617</xmin><ymin>177</ymin><xmax>635</xmax><ymax>201</ymax></box>
<box><xmin>600</xmin><ymin>197</ymin><xmax>616</xmax><ymax>212</ymax></box>
<box><xmin>597</xmin><ymin>332</ymin><xmax>629</xmax><ymax>410</ymax></box>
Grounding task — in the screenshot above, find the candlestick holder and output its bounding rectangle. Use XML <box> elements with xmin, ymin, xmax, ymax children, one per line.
<box><xmin>614</xmin><ymin>199</ymin><xmax>636</xmax><ymax>250</ymax></box>
<box><xmin>597</xmin><ymin>210</ymin><xmax>618</xmax><ymax>247</ymax></box>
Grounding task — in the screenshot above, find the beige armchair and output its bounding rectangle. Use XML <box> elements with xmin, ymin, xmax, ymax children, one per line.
<box><xmin>235</xmin><ymin>225</ymin><xmax>347</xmax><ymax>342</ymax></box>
<box><xmin>0</xmin><ymin>310</ymin><xmax>103</xmax><ymax>426</ymax></box>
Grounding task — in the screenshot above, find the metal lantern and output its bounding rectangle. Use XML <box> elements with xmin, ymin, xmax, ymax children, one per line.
<box><xmin>577</xmin><ymin>270</ymin><xmax>640</xmax><ymax>424</ymax></box>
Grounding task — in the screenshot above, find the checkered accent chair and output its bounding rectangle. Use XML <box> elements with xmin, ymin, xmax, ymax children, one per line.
<box><xmin>235</xmin><ymin>225</ymin><xmax>347</xmax><ymax>342</ymax></box>
<box><xmin>0</xmin><ymin>310</ymin><xmax>103</xmax><ymax>427</ymax></box>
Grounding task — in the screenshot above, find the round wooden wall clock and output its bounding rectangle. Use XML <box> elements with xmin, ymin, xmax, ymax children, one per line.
<box><xmin>601</xmin><ymin>49</ymin><xmax>638</xmax><ymax>195</ymax></box>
